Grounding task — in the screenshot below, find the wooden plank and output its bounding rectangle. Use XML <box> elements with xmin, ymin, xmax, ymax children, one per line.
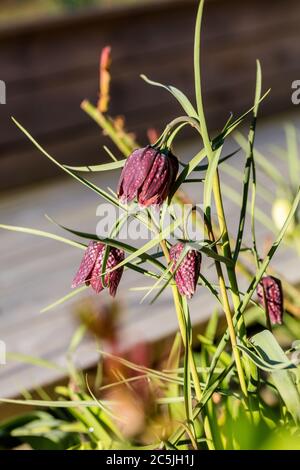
<box><xmin>1</xmin><ymin>0</ymin><xmax>300</xmax><ymax>189</ymax></box>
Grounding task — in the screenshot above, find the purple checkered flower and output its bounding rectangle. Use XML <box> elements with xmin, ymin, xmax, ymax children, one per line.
<box><xmin>257</xmin><ymin>276</ymin><xmax>284</xmax><ymax>325</ymax></box>
<box><xmin>117</xmin><ymin>146</ymin><xmax>178</xmax><ymax>207</ymax></box>
<box><xmin>72</xmin><ymin>241</ymin><xmax>124</xmax><ymax>297</ymax></box>
<box><xmin>170</xmin><ymin>242</ymin><xmax>202</xmax><ymax>299</ymax></box>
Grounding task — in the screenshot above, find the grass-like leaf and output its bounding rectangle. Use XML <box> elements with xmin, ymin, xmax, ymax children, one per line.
<box><xmin>236</xmin><ymin>343</ymin><xmax>296</xmax><ymax>372</ymax></box>
<box><xmin>233</xmin><ymin>60</ymin><xmax>262</xmax><ymax>261</ymax></box>
<box><xmin>0</xmin><ymin>224</ymin><xmax>85</xmax><ymax>250</ymax></box>
<box><xmin>251</xmin><ymin>330</ymin><xmax>300</xmax><ymax>423</ymax></box>
<box><xmin>64</xmin><ymin>160</ymin><xmax>125</xmax><ymax>172</ymax></box>
<box><xmin>41</xmin><ymin>286</ymin><xmax>88</xmax><ymax>314</ymax></box>
<box><xmin>140</xmin><ymin>74</ymin><xmax>198</xmax><ymax>120</ymax></box>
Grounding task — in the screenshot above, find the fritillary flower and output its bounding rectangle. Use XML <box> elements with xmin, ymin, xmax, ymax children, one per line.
<box><xmin>257</xmin><ymin>276</ymin><xmax>284</xmax><ymax>325</ymax></box>
<box><xmin>72</xmin><ymin>241</ymin><xmax>124</xmax><ymax>297</ymax></box>
<box><xmin>170</xmin><ymin>242</ymin><xmax>201</xmax><ymax>299</ymax></box>
<box><xmin>117</xmin><ymin>146</ymin><xmax>178</xmax><ymax>207</ymax></box>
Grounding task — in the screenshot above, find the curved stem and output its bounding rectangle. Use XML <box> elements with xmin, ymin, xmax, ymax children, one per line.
<box><xmin>159</xmin><ymin>116</ymin><xmax>202</xmax><ymax>149</ymax></box>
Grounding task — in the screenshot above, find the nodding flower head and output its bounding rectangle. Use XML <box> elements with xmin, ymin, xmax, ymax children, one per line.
<box><xmin>117</xmin><ymin>145</ymin><xmax>178</xmax><ymax>207</ymax></box>
<box><xmin>170</xmin><ymin>242</ymin><xmax>201</xmax><ymax>299</ymax></box>
<box><xmin>257</xmin><ymin>276</ymin><xmax>284</xmax><ymax>325</ymax></box>
<box><xmin>72</xmin><ymin>241</ymin><xmax>124</xmax><ymax>297</ymax></box>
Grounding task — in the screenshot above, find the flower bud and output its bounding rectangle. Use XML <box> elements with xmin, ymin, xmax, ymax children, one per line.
<box><xmin>117</xmin><ymin>146</ymin><xmax>178</xmax><ymax>207</ymax></box>
<box><xmin>72</xmin><ymin>241</ymin><xmax>124</xmax><ymax>297</ymax></box>
<box><xmin>170</xmin><ymin>242</ymin><xmax>201</xmax><ymax>299</ymax></box>
<box><xmin>257</xmin><ymin>276</ymin><xmax>283</xmax><ymax>325</ymax></box>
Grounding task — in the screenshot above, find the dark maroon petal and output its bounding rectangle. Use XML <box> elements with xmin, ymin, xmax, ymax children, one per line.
<box><xmin>117</xmin><ymin>146</ymin><xmax>157</xmax><ymax>203</ymax></box>
<box><xmin>89</xmin><ymin>245</ymin><xmax>106</xmax><ymax>293</ymax></box>
<box><xmin>138</xmin><ymin>151</ymin><xmax>178</xmax><ymax>207</ymax></box>
<box><xmin>168</xmin><ymin>152</ymin><xmax>179</xmax><ymax>187</ymax></box>
<box><xmin>72</xmin><ymin>241</ymin><xmax>104</xmax><ymax>289</ymax></box>
<box><xmin>90</xmin><ymin>246</ymin><xmax>125</xmax><ymax>297</ymax></box>
<box><xmin>138</xmin><ymin>153</ymin><xmax>167</xmax><ymax>206</ymax></box>
<box><xmin>107</xmin><ymin>248</ymin><xmax>125</xmax><ymax>297</ymax></box>
<box><xmin>257</xmin><ymin>276</ymin><xmax>283</xmax><ymax>325</ymax></box>
<box><xmin>170</xmin><ymin>243</ymin><xmax>201</xmax><ymax>299</ymax></box>
<box><xmin>160</xmin><ymin>152</ymin><xmax>179</xmax><ymax>203</ymax></box>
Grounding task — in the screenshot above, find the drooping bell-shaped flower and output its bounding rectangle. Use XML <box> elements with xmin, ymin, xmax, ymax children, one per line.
<box><xmin>170</xmin><ymin>242</ymin><xmax>201</xmax><ymax>299</ymax></box>
<box><xmin>117</xmin><ymin>146</ymin><xmax>178</xmax><ymax>207</ymax></box>
<box><xmin>72</xmin><ymin>241</ymin><xmax>124</xmax><ymax>297</ymax></box>
<box><xmin>257</xmin><ymin>276</ymin><xmax>284</xmax><ymax>325</ymax></box>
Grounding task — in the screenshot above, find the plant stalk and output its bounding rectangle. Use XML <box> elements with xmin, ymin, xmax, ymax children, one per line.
<box><xmin>160</xmin><ymin>240</ymin><xmax>202</xmax><ymax>401</ymax></box>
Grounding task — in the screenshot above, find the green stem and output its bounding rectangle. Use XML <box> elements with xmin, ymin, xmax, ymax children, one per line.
<box><xmin>160</xmin><ymin>240</ymin><xmax>202</xmax><ymax>402</ymax></box>
<box><xmin>205</xmin><ymin>185</ymin><xmax>300</xmax><ymax>384</ymax></box>
<box><xmin>171</xmin><ymin>286</ymin><xmax>203</xmax><ymax>401</ymax></box>
<box><xmin>194</xmin><ymin>86</ymin><xmax>248</xmax><ymax>395</ymax></box>
<box><xmin>212</xmin><ymin>172</ymin><xmax>245</xmax><ymax>321</ymax></box>
<box><xmin>81</xmin><ymin>100</ymin><xmax>134</xmax><ymax>156</ymax></box>
<box><xmin>194</xmin><ymin>1</ymin><xmax>247</xmax><ymax>394</ymax></box>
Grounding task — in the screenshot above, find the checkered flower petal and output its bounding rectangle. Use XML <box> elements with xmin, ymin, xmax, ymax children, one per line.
<box><xmin>117</xmin><ymin>146</ymin><xmax>157</xmax><ymax>203</ymax></box>
<box><xmin>71</xmin><ymin>241</ymin><xmax>103</xmax><ymax>288</ymax></box>
<box><xmin>257</xmin><ymin>276</ymin><xmax>284</xmax><ymax>325</ymax></box>
<box><xmin>107</xmin><ymin>248</ymin><xmax>125</xmax><ymax>297</ymax></box>
<box><xmin>138</xmin><ymin>151</ymin><xmax>178</xmax><ymax>207</ymax></box>
<box><xmin>170</xmin><ymin>242</ymin><xmax>202</xmax><ymax>299</ymax></box>
<box><xmin>72</xmin><ymin>242</ymin><xmax>124</xmax><ymax>297</ymax></box>
<box><xmin>117</xmin><ymin>146</ymin><xmax>178</xmax><ymax>207</ymax></box>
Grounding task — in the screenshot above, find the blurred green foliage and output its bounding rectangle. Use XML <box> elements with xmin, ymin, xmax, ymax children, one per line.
<box><xmin>0</xmin><ymin>0</ymin><xmax>141</xmax><ymax>25</ymax></box>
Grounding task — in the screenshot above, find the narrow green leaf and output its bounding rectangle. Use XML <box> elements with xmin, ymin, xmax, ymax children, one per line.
<box><xmin>181</xmin><ymin>298</ymin><xmax>193</xmax><ymax>430</ymax></box>
<box><xmin>6</xmin><ymin>353</ymin><xmax>65</xmax><ymax>372</ymax></box>
<box><xmin>212</xmin><ymin>89</ymin><xmax>271</xmax><ymax>149</ymax></box>
<box><xmin>233</xmin><ymin>60</ymin><xmax>262</xmax><ymax>261</ymax></box>
<box><xmin>12</xmin><ymin>117</ymin><xmax>124</xmax><ymax>209</ymax></box>
<box><xmin>64</xmin><ymin>160</ymin><xmax>125</xmax><ymax>173</ymax></box>
<box><xmin>194</xmin><ymin>0</ymin><xmax>205</xmax><ymax>117</ymax></box>
<box><xmin>103</xmin><ymin>215</ymin><xmax>186</xmax><ymax>274</ymax></box>
<box><xmin>206</xmin><ymin>186</ymin><xmax>300</xmax><ymax>384</ymax></box>
<box><xmin>45</xmin><ymin>216</ymin><xmax>166</xmax><ymax>272</ymax></box>
<box><xmin>170</xmin><ymin>148</ymin><xmax>207</xmax><ymax>198</ymax></box>
<box><xmin>203</xmin><ymin>146</ymin><xmax>223</xmax><ymax>217</ymax></box>
<box><xmin>236</xmin><ymin>343</ymin><xmax>295</xmax><ymax>372</ymax></box>
<box><xmin>0</xmin><ymin>398</ymin><xmax>110</xmax><ymax>408</ymax></box>
<box><xmin>0</xmin><ymin>224</ymin><xmax>85</xmax><ymax>250</ymax></box>
<box><xmin>140</xmin><ymin>74</ymin><xmax>198</xmax><ymax>119</ymax></box>
<box><xmin>41</xmin><ymin>286</ymin><xmax>88</xmax><ymax>314</ymax></box>
<box><xmin>251</xmin><ymin>330</ymin><xmax>300</xmax><ymax>423</ymax></box>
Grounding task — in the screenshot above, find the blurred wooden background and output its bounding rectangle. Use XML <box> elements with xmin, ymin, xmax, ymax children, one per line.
<box><xmin>0</xmin><ymin>0</ymin><xmax>300</xmax><ymax>190</ymax></box>
<box><xmin>1</xmin><ymin>0</ymin><xmax>300</xmax><ymax>400</ymax></box>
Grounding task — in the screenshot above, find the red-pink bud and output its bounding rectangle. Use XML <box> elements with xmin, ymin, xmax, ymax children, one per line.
<box><xmin>117</xmin><ymin>146</ymin><xmax>178</xmax><ymax>207</ymax></box>
<box><xmin>72</xmin><ymin>241</ymin><xmax>124</xmax><ymax>297</ymax></box>
<box><xmin>170</xmin><ymin>242</ymin><xmax>201</xmax><ymax>299</ymax></box>
<box><xmin>257</xmin><ymin>276</ymin><xmax>283</xmax><ymax>325</ymax></box>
